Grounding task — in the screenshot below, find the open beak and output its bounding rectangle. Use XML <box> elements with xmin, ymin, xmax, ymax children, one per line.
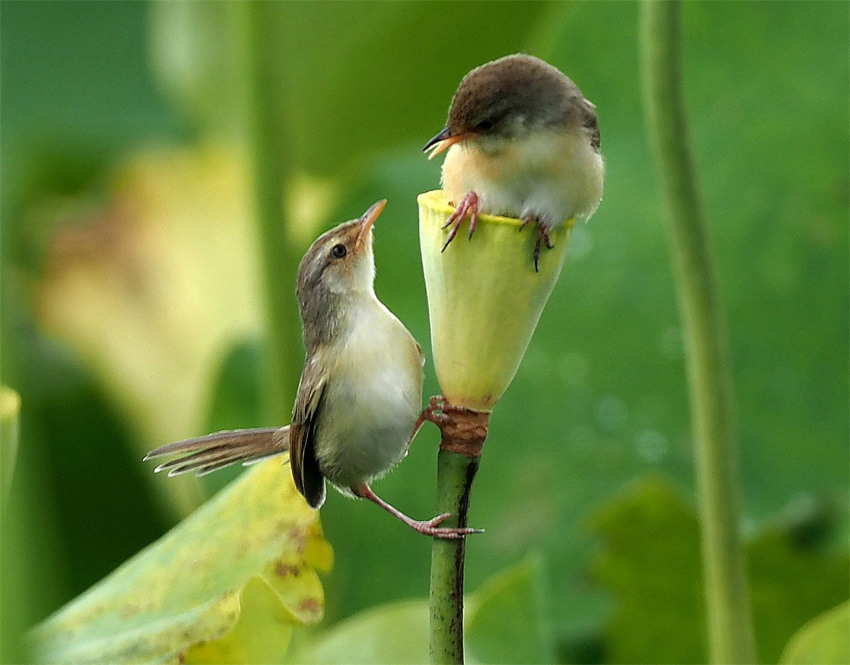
<box><xmin>423</xmin><ymin>126</ymin><xmax>465</xmax><ymax>160</ymax></box>
<box><xmin>356</xmin><ymin>199</ymin><xmax>387</xmax><ymax>249</ymax></box>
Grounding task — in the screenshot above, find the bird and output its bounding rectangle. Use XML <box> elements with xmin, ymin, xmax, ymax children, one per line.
<box><xmin>145</xmin><ymin>200</ymin><xmax>478</xmax><ymax>539</ymax></box>
<box><xmin>423</xmin><ymin>53</ymin><xmax>604</xmax><ymax>271</ymax></box>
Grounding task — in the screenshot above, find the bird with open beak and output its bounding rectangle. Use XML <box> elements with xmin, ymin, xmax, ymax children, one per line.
<box><xmin>146</xmin><ymin>200</ymin><xmax>479</xmax><ymax>539</ymax></box>
<box><xmin>424</xmin><ymin>54</ymin><xmax>604</xmax><ymax>271</ymax></box>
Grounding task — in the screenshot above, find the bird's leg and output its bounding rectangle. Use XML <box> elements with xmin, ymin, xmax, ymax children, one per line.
<box><xmin>441</xmin><ymin>191</ymin><xmax>480</xmax><ymax>251</ymax></box>
<box><xmin>356</xmin><ymin>484</ymin><xmax>483</xmax><ymax>539</ymax></box>
<box><xmin>521</xmin><ymin>216</ymin><xmax>555</xmax><ymax>272</ymax></box>
<box><xmin>406</xmin><ymin>397</ymin><xmax>445</xmax><ymax>455</ymax></box>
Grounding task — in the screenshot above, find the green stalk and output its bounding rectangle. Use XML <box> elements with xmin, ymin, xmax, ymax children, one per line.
<box><xmin>640</xmin><ymin>2</ymin><xmax>756</xmax><ymax>663</ymax></box>
<box><xmin>430</xmin><ymin>448</ymin><xmax>480</xmax><ymax>664</ymax></box>
<box><xmin>1</xmin><ymin>386</ymin><xmax>20</xmax><ymax>500</ymax></box>
<box><xmin>242</xmin><ymin>3</ymin><xmax>303</xmax><ymax>419</ymax></box>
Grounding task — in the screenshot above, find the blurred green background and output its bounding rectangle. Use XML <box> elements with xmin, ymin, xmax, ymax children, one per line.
<box><xmin>1</xmin><ymin>1</ymin><xmax>847</xmax><ymax>663</ymax></box>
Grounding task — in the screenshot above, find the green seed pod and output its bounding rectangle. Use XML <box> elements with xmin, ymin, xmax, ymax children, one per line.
<box><xmin>418</xmin><ymin>190</ymin><xmax>573</xmax><ymax>412</ymax></box>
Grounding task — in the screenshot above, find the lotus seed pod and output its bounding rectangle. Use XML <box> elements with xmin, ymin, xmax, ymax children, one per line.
<box><xmin>418</xmin><ymin>190</ymin><xmax>574</xmax><ymax>412</ymax></box>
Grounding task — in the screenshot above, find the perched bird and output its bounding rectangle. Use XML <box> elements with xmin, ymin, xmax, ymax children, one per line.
<box><xmin>146</xmin><ymin>200</ymin><xmax>478</xmax><ymax>539</ymax></box>
<box><xmin>423</xmin><ymin>53</ymin><xmax>604</xmax><ymax>270</ymax></box>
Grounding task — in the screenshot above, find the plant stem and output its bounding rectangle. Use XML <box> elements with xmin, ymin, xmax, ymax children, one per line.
<box><xmin>242</xmin><ymin>3</ymin><xmax>303</xmax><ymax>419</ymax></box>
<box><xmin>640</xmin><ymin>2</ymin><xmax>756</xmax><ymax>663</ymax></box>
<box><xmin>429</xmin><ymin>407</ymin><xmax>488</xmax><ymax>664</ymax></box>
<box><xmin>0</xmin><ymin>386</ymin><xmax>20</xmax><ymax>501</ymax></box>
<box><xmin>430</xmin><ymin>450</ymin><xmax>476</xmax><ymax>664</ymax></box>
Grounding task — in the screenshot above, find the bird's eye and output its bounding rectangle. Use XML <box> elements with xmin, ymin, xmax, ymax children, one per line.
<box><xmin>475</xmin><ymin>120</ymin><xmax>493</xmax><ymax>131</ymax></box>
<box><xmin>331</xmin><ymin>244</ymin><xmax>347</xmax><ymax>259</ymax></box>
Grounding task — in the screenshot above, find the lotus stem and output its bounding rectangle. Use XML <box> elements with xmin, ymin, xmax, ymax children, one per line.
<box><xmin>640</xmin><ymin>2</ymin><xmax>756</xmax><ymax>662</ymax></box>
<box><xmin>429</xmin><ymin>406</ymin><xmax>488</xmax><ymax>664</ymax></box>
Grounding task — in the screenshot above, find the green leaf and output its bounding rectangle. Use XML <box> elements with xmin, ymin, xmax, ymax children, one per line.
<box><xmin>588</xmin><ymin>475</ymin><xmax>849</xmax><ymax>664</ymax></box>
<box><xmin>295</xmin><ymin>555</ymin><xmax>552</xmax><ymax>664</ymax></box>
<box><xmin>780</xmin><ymin>601</ymin><xmax>850</xmax><ymax>665</ymax></box>
<box><xmin>747</xmin><ymin>508</ymin><xmax>849</xmax><ymax>662</ymax></box>
<box><xmin>465</xmin><ymin>553</ymin><xmax>555</xmax><ymax>664</ymax></box>
<box><xmin>36</xmin><ymin>145</ymin><xmax>265</xmax><ymax>517</ymax></box>
<box><xmin>294</xmin><ymin>600</ymin><xmax>429</xmax><ymax>665</ymax></box>
<box><xmin>588</xmin><ymin>476</ymin><xmax>707</xmax><ymax>664</ymax></box>
<box><xmin>31</xmin><ymin>459</ymin><xmax>332</xmax><ymax>665</ymax></box>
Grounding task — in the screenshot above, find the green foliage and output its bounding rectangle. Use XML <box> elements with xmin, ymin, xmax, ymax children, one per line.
<box><xmin>295</xmin><ymin>600</ymin><xmax>429</xmax><ymax>664</ymax></box>
<box><xmin>295</xmin><ymin>556</ymin><xmax>550</xmax><ymax>664</ymax></box>
<box><xmin>589</xmin><ymin>476</ymin><xmax>850</xmax><ymax>664</ymax></box>
<box><xmin>1</xmin><ymin>1</ymin><xmax>848</xmax><ymax>663</ymax></box>
<box><xmin>30</xmin><ymin>460</ymin><xmax>332</xmax><ymax>664</ymax></box>
<box><xmin>149</xmin><ymin>1</ymin><xmax>550</xmax><ymax>176</ymax></box>
<box><xmin>780</xmin><ymin>602</ymin><xmax>850</xmax><ymax>665</ymax></box>
<box><xmin>464</xmin><ymin>554</ymin><xmax>555</xmax><ymax>664</ymax></box>
<box><xmin>200</xmin><ymin>339</ymin><xmax>267</xmax><ymax>495</ymax></box>
<box><xmin>589</xmin><ymin>476</ymin><xmax>706</xmax><ymax>663</ymax></box>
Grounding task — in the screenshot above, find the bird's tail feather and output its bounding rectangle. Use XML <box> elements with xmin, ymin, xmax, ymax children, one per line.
<box><xmin>144</xmin><ymin>426</ymin><xmax>290</xmax><ymax>477</ymax></box>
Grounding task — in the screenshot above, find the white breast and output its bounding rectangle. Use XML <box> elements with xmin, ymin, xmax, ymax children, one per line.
<box><xmin>441</xmin><ymin>127</ymin><xmax>603</xmax><ymax>229</ymax></box>
<box><xmin>315</xmin><ymin>296</ymin><xmax>424</xmax><ymax>493</ymax></box>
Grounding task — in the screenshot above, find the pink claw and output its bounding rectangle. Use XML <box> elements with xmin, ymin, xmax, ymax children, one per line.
<box><xmin>442</xmin><ymin>191</ymin><xmax>480</xmax><ymax>252</ymax></box>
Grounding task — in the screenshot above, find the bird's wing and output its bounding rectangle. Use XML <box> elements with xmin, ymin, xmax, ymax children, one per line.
<box><xmin>579</xmin><ymin>96</ymin><xmax>601</xmax><ymax>151</ymax></box>
<box><xmin>290</xmin><ymin>355</ymin><xmax>328</xmax><ymax>508</ymax></box>
<box><xmin>145</xmin><ymin>426</ymin><xmax>290</xmax><ymax>477</ymax></box>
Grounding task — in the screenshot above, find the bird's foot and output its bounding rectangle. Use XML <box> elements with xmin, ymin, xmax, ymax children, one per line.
<box><xmin>442</xmin><ymin>191</ymin><xmax>479</xmax><ymax>252</ymax></box>
<box><xmin>357</xmin><ymin>485</ymin><xmax>483</xmax><ymax>540</ymax></box>
<box><xmin>521</xmin><ymin>217</ymin><xmax>555</xmax><ymax>272</ymax></box>
<box><xmin>408</xmin><ymin>512</ymin><xmax>484</xmax><ymax>539</ymax></box>
<box><xmin>415</xmin><ymin>395</ymin><xmax>472</xmax><ymax>429</ymax></box>
<box><xmin>414</xmin><ymin>396</ymin><xmax>448</xmax><ymax>430</ymax></box>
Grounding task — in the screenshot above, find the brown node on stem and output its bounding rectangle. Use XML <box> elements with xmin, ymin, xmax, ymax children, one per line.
<box><xmin>422</xmin><ymin>396</ymin><xmax>490</xmax><ymax>458</ymax></box>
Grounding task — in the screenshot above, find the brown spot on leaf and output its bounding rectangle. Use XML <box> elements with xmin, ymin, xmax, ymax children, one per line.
<box><xmin>118</xmin><ymin>604</ymin><xmax>139</xmax><ymax>618</ymax></box>
<box><xmin>298</xmin><ymin>597</ymin><xmax>321</xmax><ymax>616</ymax></box>
<box><xmin>275</xmin><ymin>562</ymin><xmax>301</xmax><ymax>578</ymax></box>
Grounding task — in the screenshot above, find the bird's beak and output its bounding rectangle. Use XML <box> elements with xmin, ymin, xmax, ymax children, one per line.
<box><xmin>356</xmin><ymin>199</ymin><xmax>387</xmax><ymax>249</ymax></box>
<box><xmin>423</xmin><ymin>126</ymin><xmax>465</xmax><ymax>160</ymax></box>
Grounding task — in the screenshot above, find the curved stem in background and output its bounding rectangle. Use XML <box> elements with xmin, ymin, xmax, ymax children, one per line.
<box><xmin>243</xmin><ymin>3</ymin><xmax>303</xmax><ymax>419</ymax></box>
<box><xmin>640</xmin><ymin>2</ymin><xmax>756</xmax><ymax>663</ymax></box>
<box><xmin>429</xmin><ymin>407</ymin><xmax>489</xmax><ymax>664</ymax></box>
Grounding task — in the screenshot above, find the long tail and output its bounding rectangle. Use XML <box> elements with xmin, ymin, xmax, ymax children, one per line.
<box><xmin>144</xmin><ymin>426</ymin><xmax>290</xmax><ymax>477</ymax></box>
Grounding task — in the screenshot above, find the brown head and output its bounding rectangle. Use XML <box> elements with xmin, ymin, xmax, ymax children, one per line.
<box><xmin>296</xmin><ymin>199</ymin><xmax>386</xmax><ymax>349</ymax></box>
<box><xmin>424</xmin><ymin>54</ymin><xmax>599</xmax><ymax>157</ymax></box>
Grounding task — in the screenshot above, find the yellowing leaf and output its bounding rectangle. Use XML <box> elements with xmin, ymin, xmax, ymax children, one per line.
<box><xmin>184</xmin><ymin>577</ymin><xmax>293</xmax><ymax>665</ymax></box>
<box><xmin>35</xmin><ymin>144</ymin><xmax>339</xmax><ymax>516</ymax></box>
<box><xmin>36</xmin><ymin>145</ymin><xmax>260</xmax><ymax>457</ymax></box>
<box><xmin>31</xmin><ymin>459</ymin><xmax>332</xmax><ymax>665</ymax></box>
